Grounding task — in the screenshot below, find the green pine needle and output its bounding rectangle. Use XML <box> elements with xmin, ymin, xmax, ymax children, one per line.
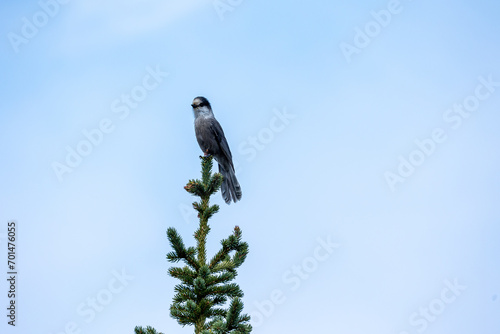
<box><xmin>134</xmin><ymin>156</ymin><xmax>251</xmax><ymax>334</ymax></box>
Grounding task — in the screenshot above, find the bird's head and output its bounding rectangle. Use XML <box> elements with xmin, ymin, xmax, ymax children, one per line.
<box><xmin>191</xmin><ymin>96</ymin><xmax>213</xmax><ymax>117</ymax></box>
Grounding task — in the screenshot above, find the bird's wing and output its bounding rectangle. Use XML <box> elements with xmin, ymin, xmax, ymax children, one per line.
<box><xmin>210</xmin><ymin>118</ymin><xmax>233</xmax><ymax>164</ymax></box>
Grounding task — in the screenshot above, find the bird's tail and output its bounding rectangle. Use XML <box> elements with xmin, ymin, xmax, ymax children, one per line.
<box><xmin>219</xmin><ymin>164</ymin><xmax>242</xmax><ymax>204</ymax></box>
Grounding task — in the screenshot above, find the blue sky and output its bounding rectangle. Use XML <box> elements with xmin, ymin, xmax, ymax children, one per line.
<box><xmin>1</xmin><ymin>0</ymin><xmax>500</xmax><ymax>333</ymax></box>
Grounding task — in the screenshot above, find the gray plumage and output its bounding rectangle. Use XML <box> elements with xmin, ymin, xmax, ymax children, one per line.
<box><xmin>191</xmin><ymin>96</ymin><xmax>242</xmax><ymax>204</ymax></box>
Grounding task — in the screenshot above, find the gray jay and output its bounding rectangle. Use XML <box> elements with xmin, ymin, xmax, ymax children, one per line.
<box><xmin>191</xmin><ymin>96</ymin><xmax>242</xmax><ymax>204</ymax></box>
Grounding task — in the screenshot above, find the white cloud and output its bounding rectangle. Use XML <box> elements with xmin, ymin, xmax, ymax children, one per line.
<box><xmin>55</xmin><ymin>0</ymin><xmax>210</xmax><ymax>54</ymax></box>
<box><xmin>74</xmin><ymin>0</ymin><xmax>208</xmax><ymax>35</ymax></box>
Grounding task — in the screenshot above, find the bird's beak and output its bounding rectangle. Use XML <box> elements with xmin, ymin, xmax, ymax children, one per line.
<box><xmin>191</xmin><ymin>103</ymin><xmax>196</xmax><ymax>108</ymax></box>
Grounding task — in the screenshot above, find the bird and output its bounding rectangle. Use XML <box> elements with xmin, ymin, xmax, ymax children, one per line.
<box><xmin>191</xmin><ymin>96</ymin><xmax>242</xmax><ymax>204</ymax></box>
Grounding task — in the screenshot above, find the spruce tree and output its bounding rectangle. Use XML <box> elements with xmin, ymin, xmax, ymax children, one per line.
<box><xmin>134</xmin><ymin>326</ymin><xmax>164</xmax><ymax>334</ymax></box>
<box><xmin>135</xmin><ymin>156</ymin><xmax>251</xmax><ymax>334</ymax></box>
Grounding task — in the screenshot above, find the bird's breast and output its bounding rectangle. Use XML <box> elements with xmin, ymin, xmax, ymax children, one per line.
<box><xmin>194</xmin><ymin>116</ymin><xmax>215</xmax><ymax>153</ymax></box>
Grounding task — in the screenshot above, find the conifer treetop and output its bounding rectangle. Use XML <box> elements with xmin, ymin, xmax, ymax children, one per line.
<box><xmin>167</xmin><ymin>156</ymin><xmax>251</xmax><ymax>334</ymax></box>
<box><xmin>134</xmin><ymin>156</ymin><xmax>251</xmax><ymax>334</ymax></box>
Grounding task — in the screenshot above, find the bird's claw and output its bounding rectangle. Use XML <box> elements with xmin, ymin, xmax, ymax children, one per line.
<box><xmin>200</xmin><ymin>153</ymin><xmax>212</xmax><ymax>159</ymax></box>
